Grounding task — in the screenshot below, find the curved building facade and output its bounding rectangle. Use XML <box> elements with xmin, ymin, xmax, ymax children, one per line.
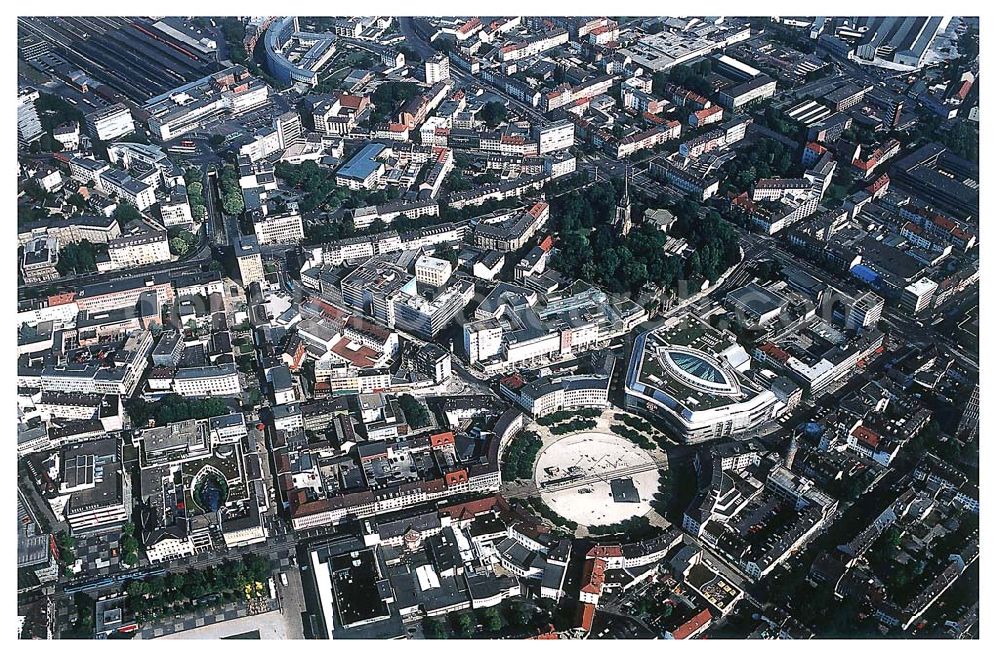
<box><xmin>625</xmin><ymin>318</ymin><xmax>779</xmax><ymax>443</ymax></box>
<box><xmin>265</xmin><ymin>17</ymin><xmax>337</xmax><ymax>86</ymax></box>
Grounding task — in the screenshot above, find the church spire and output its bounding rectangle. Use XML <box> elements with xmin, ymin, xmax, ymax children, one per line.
<box><xmin>615</xmin><ymin>164</ymin><xmax>632</xmax><ymax>236</ymax></box>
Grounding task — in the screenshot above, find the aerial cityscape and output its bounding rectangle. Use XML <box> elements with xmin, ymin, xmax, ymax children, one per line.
<box><xmin>15</xmin><ymin>15</ymin><xmax>979</xmax><ymax>641</ymax></box>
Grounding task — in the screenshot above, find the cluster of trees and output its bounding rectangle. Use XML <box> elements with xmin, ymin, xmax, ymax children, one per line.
<box><xmin>25</xmin><ymin>93</ymin><xmax>84</xmax><ymax>155</ymax></box>
<box><xmin>18</xmin><ymin>202</ymin><xmax>48</xmax><ymax>229</ymax></box>
<box><xmin>653</xmin><ymin>60</ymin><xmax>714</xmax><ymax>98</ymax></box>
<box><xmin>767</xmin><ymin>25</ymin><xmax>816</xmax><ymax>54</ymax></box>
<box><xmin>276</xmin><ymin>160</ymin><xmax>400</xmax><ymax>216</ymax></box>
<box><xmin>610</xmin><ymin>423</ymin><xmax>661</xmax><ymax>451</ymax></box>
<box><xmin>168</xmin><ymin>228</ymin><xmax>198</xmax><ymax>257</ymax></box>
<box><xmin>555</xmin><ymin>184</ymin><xmax>744</xmax><ymax>293</ymax></box>
<box><xmin>555</xmin><ymin>222</ymin><xmax>683</xmax><ymax>294</ymax></box>
<box><xmin>649</xmin><ymin>470</ymin><xmax>673</xmax><ymax>518</ymax></box>
<box><xmin>631</xmin><ymin>595</ymin><xmax>674</xmax><ymax>622</ymax></box>
<box><xmin>55</xmin><ymin>531</ymin><xmax>76</xmax><ymax>570</ymax></box>
<box><xmin>719</xmin><ymin>137</ymin><xmax>797</xmax><ymax>193</ymax></box>
<box><xmin>120</xmin><ymin>521</ymin><xmax>139</xmax><ymax>567</ymax></box>
<box><xmin>527</xmin><ymin>496</ymin><xmax>578</xmax><ymax>532</ymax></box>
<box><xmin>56</xmin><ymin>240</ymin><xmax>104</xmax><ymax>275</ymax></box>
<box><xmin>480</xmin><ymin>101</ymin><xmax>508</xmax><ymax>128</ymax></box>
<box><xmin>125</xmin><ymin>555</ymin><xmax>272</xmax><ymax>623</ymax></box>
<box><xmin>536</xmin><ymin>408</ymin><xmax>602</xmax><ymax>426</ymax></box>
<box><xmin>218</xmin><ymin>163</ymin><xmax>244</xmax><ymax>216</ymax></box>
<box><xmin>275</xmin><ymin>160</ymin><xmax>340</xmax><ymax>214</ymax></box>
<box><xmin>957</xmin><ymin>26</ymin><xmax>979</xmax><ymax>64</ymax></box>
<box><xmin>370</xmin><ymin>81</ymin><xmax>420</xmax><ymax>123</ymax></box>
<box><xmin>36</xmin><ymin>93</ymin><xmax>84</xmax><ymax>131</ymax></box>
<box><xmin>549</xmin><ymin>418</ymin><xmax>598</xmax><ymax>435</ymax></box>
<box><xmin>63</xmin><ymin>593</ymin><xmax>95</xmax><ymax>638</ymax></box>
<box><xmin>501</xmin><ymin>431</ymin><xmax>543</xmax><ymax>482</ymax></box>
<box><xmin>398</xmin><ymin>394</ymin><xmax>431</xmax><ymax>429</ymax></box>
<box><xmin>215</xmin><ymin>18</ymin><xmax>249</xmax><ymax>65</ymax></box>
<box><xmin>761</xmin><ymin>104</ymin><xmax>801</xmax><ymax>139</ymax></box>
<box><xmin>113</xmin><ymin>201</ymin><xmax>143</xmax><ymax>224</ymax></box>
<box><xmin>588</xmin><ymin>514</ymin><xmax>655</xmax><ymax>540</ymax></box>
<box><xmin>943</xmin><ymin>121</ymin><xmax>978</xmax><ymax>163</ymax></box>
<box><xmin>423</xmin><ymin>599</ymin><xmax>541</xmax><ymax>639</ymax></box>
<box><xmin>67</xmin><ymin>192</ymin><xmax>88</xmax><ymax>213</ymax></box>
<box><xmin>184</xmin><ymin>168</ymin><xmax>208</xmax><ymax>220</ymax></box>
<box><xmin>615</xmin><ymin>413</ymin><xmax>656</xmax><ymax>435</ymax></box>
<box><xmin>125</xmin><ymin>394</ymin><xmax>229</xmax><ymax>427</ymax></box>
<box><xmin>551</xmin><ymin>180</ymin><xmax>619</xmax><ymax>234</ymax></box>
<box><xmin>443</xmin><ymin>169</ymin><xmax>474</xmax><ymax>193</ymax></box>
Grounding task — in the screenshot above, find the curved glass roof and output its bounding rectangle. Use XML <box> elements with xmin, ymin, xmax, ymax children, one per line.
<box><xmin>667</xmin><ymin>351</ymin><xmax>727</xmax><ymax>384</ymax></box>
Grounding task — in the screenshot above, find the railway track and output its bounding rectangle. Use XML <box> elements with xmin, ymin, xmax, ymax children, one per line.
<box><xmin>533</xmin><ymin>457</ymin><xmax>669</xmax><ymax>495</ymax></box>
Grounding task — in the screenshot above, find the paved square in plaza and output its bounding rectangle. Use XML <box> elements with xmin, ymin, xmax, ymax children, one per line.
<box><xmin>534</xmin><ymin>431</ymin><xmax>660</xmax><ymax>527</ymax></box>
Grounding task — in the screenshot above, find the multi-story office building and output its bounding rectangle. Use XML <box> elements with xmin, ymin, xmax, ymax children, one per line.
<box><xmin>392</xmin><ymin>278</ymin><xmax>475</xmax><ymax>339</ymax></box>
<box><xmin>173</xmin><ymin>364</ymin><xmax>242</xmax><ymax>397</ymax></box>
<box><xmin>275</xmin><ymin>110</ymin><xmax>304</xmax><ymax>148</ymax></box>
<box><xmin>85</xmin><ymin>103</ymin><xmax>135</xmax><ymax>141</ymax></box>
<box><xmin>59</xmin><ymin>438</ymin><xmax>132</xmax><ymax>536</ymax></box>
<box><xmin>414</xmin><ymin>254</ymin><xmax>453</xmax><ymax>287</ymax></box>
<box><xmin>253</xmin><ymin>211</ymin><xmax>304</xmax><ymax>245</ymax></box>
<box><xmin>463</xmin><ymin>318</ymin><xmax>504</xmax><ymax>364</ymax></box>
<box><xmin>99</xmin><ymin>168</ymin><xmax>157</xmax><ymax>210</ymax></box>
<box><xmin>846</xmin><ymin>291</ymin><xmax>885</xmax><ymax>331</ymax></box>
<box><xmin>625</xmin><ymin>316</ymin><xmax>779</xmax><ymax>443</ymax></box>
<box><xmin>425</xmin><ymin>53</ymin><xmax>450</xmax><ymax>84</ymax></box>
<box><xmin>335</xmin><ymin>143</ymin><xmax>386</xmax><ymax>190</ymax></box>
<box><xmin>535</xmin><ymin>119</ymin><xmax>575</xmax><ymax>155</ymax></box>
<box><xmin>105</xmin><ymin>220</ymin><xmax>171</xmax><ymax>270</ymax></box>
<box><xmin>74</xmin><ymin>273</ymin><xmax>174</xmax><ymax>314</ymax></box>
<box><xmin>471</xmin><ymin>202</ymin><xmax>549</xmax><ymax>252</ymax></box>
<box><xmin>17</xmin><ymin>87</ymin><xmax>43</xmax><ymax>146</ymax></box>
<box><xmin>144</xmin><ymin>65</ymin><xmax>270</xmax><ymax>141</ymax></box>
<box><xmin>158</xmin><ymin>186</ymin><xmax>194</xmax><ymax>228</ymax></box>
<box><xmin>718</xmin><ymin>75</ymin><xmax>776</xmax><ymax>111</ymax></box>
<box><xmin>503</xmin><ymin>372</ymin><xmax>613</xmax><ymax>417</ymax></box>
<box><xmin>235</xmin><ymin>234</ymin><xmax>265</xmax><ymax>287</ymax></box>
<box><xmin>21</xmin><ymin>236</ymin><xmax>60</xmax><ymax>283</ymax></box>
<box><xmin>341</xmin><ymin>254</ymin><xmax>475</xmax><ymax>339</ymax></box>
<box><xmin>68</xmin><ymin>155</ymin><xmax>111</xmax><ymax>187</ymax></box>
<box><xmin>901</xmin><ymin>277</ymin><xmax>938</xmax><ymax>314</ymax></box>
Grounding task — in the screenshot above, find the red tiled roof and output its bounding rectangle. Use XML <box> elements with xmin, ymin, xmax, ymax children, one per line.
<box><xmin>586</xmin><ymin>544</ymin><xmax>623</xmax><ymax>559</ymax></box>
<box><xmin>580</xmin><ymin>558</ymin><xmax>607</xmax><ymax>595</ymax></box>
<box><xmin>852</xmin><ymin>425</ymin><xmax>880</xmax><ymax>449</ymax></box>
<box><xmin>673</xmin><ymin>609</ymin><xmax>712</xmax><ymax>639</ymax></box>
<box><xmin>578</xmin><ymin>603</ymin><xmax>597</xmax><ymax>632</ymax></box>
<box><xmin>759</xmin><ymin>342</ymin><xmax>790</xmax><ymax>363</ymax></box>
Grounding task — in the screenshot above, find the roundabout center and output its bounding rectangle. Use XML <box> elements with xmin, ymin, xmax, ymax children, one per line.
<box><xmin>533</xmin><ymin>431</ymin><xmax>661</xmax><ymax>528</ymax></box>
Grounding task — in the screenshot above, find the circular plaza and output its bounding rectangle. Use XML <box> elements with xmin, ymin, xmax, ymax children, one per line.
<box><xmin>532</xmin><ymin>430</ymin><xmax>660</xmax><ymax>527</ymax></box>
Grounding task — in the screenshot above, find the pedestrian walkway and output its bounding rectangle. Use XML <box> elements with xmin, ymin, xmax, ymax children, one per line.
<box><xmin>138</xmin><ymin>597</ymin><xmax>280</xmax><ymax>639</ymax></box>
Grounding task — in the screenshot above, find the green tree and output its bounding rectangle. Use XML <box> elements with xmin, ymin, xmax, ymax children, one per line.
<box><xmin>399</xmin><ymin>394</ymin><xmax>431</xmax><ymax>428</ymax></box>
<box><xmin>452</xmin><ymin>611</ymin><xmax>477</xmax><ymax>638</ymax></box>
<box><xmin>170</xmin><ymin>236</ymin><xmax>190</xmax><ymax>256</ymax></box>
<box><xmin>113</xmin><ymin>202</ymin><xmax>142</xmax><ymax>223</ymax></box>
<box><xmin>423</xmin><ymin>616</ymin><xmax>449</xmax><ymax>638</ymax></box>
<box><xmin>222</xmin><ymin>192</ymin><xmax>244</xmax><ymax>216</ymax></box>
<box><xmin>480</xmin><ymin>606</ymin><xmax>504</xmax><ymax>632</ymax></box>
<box><xmin>481</xmin><ymin>101</ymin><xmax>508</xmax><ymax>128</ymax></box>
<box><xmin>168</xmin><ymin>572</ymin><xmax>186</xmax><ymax>591</ymax></box>
<box><xmin>67</xmin><ymin>192</ymin><xmax>87</xmax><ymax>211</ymax></box>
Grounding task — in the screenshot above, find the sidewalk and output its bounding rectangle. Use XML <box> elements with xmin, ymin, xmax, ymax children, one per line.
<box><xmin>137</xmin><ymin>597</ymin><xmax>280</xmax><ymax>639</ymax></box>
